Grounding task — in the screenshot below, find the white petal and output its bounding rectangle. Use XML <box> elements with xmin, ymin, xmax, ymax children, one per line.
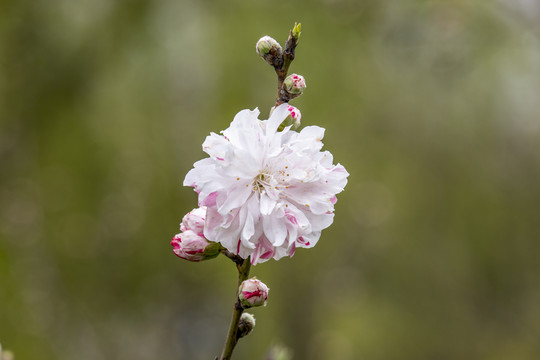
<box><xmin>202</xmin><ymin>132</ymin><xmax>232</xmax><ymax>161</ymax></box>
<box><xmin>296</xmin><ymin>231</ymin><xmax>321</xmax><ymax>248</ymax></box>
<box><xmin>217</xmin><ymin>182</ymin><xmax>253</xmax><ymax>215</ymax></box>
<box><xmin>259</xmin><ymin>193</ymin><xmax>277</xmax><ymax>215</ymax></box>
<box><xmin>263</xmin><ymin>213</ymin><xmax>287</xmax><ymax>247</ymax></box>
<box><xmin>265</xmin><ymin>103</ymin><xmax>290</xmax><ymax>136</ymax></box>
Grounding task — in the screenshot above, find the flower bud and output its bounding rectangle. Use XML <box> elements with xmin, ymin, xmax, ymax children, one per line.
<box><xmin>286</xmin><ymin>105</ymin><xmax>301</xmax><ymax>129</ymax></box>
<box><xmin>256</xmin><ymin>35</ymin><xmax>282</xmax><ymax>57</ymax></box>
<box><xmin>283</xmin><ymin>74</ymin><xmax>306</xmax><ymax>96</ymax></box>
<box><xmin>237</xmin><ymin>312</ymin><xmax>256</xmax><ymax>339</ymax></box>
<box><xmin>256</xmin><ymin>36</ymin><xmax>283</xmax><ymax>67</ymax></box>
<box><xmin>180</xmin><ymin>206</ymin><xmax>206</xmax><ymax>235</ymax></box>
<box><xmin>238</xmin><ymin>277</ymin><xmax>269</xmax><ymax>308</ymax></box>
<box><xmin>171</xmin><ymin>231</ymin><xmax>220</xmax><ymax>262</ymax></box>
<box><xmin>276</xmin><ymin>105</ymin><xmax>302</xmax><ymax>132</ymax></box>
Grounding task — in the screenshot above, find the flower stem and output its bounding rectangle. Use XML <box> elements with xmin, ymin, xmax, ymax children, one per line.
<box><xmin>275</xmin><ymin>24</ymin><xmax>300</xmax><ymax>106</ymax></box>
<box><xmin>220</xmin><ymin>257</ymin><xmax>252</xmax><ymax>360</ymax></box>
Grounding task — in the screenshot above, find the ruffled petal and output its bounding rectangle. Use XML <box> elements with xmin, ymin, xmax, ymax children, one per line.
<box><xmin>265</xmin><ymin>103</ymin><xmax>290</xmax><ymax>136</ymax></box>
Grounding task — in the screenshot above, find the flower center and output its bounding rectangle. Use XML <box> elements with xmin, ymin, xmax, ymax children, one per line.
<box><xmin>253</xmin><ymin>171</ymin><xmax>272</xmax><ymax>193</ymax></box>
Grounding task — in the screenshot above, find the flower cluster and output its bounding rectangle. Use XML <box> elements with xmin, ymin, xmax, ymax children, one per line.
<box><xmin>183</xmin><ymin>104</ymin><xmax>348</xmax><ymax>264</ymax></box>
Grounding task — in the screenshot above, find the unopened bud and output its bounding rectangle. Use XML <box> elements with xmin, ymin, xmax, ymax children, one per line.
<box><xmin>292</xmin><ymin>22</ymin><xmax>301</xmax><ymax>41</ymax></box>
<box><xmin>171</xmin><ymin>231</ymin><xmax>220</xmax><ymax>262</ymax></box>
<box><xmin>277</xmin><ymin>105</ymin><xmax>302</xmax><ymax>132</ymax></box>
<box><xmin>283</xmin><ymin>74</ymin><xmax>306</xmax><ymax>96</ymax></box>
<box><xmin>180</xmin><ymin>206</ymin><xmax>206</xmax><ymax>235</ymax></box>
<box><xmin>238</xmin><ymin>277</ymin><xmax>269</xmax><ymax>308</ymax></box>
<box><xmin>237</xmin><ymin>312</ymin><xmax>256</xmax><ymax>339</ymax></box>
<box><xmin>286</xmin><ymin>105</ymin><xmax>301</xmax><ymax>129</ymax></box>
<box><xmin>256</xmin><ymin>36</ymin><xmax>281</xmax><ymax>56</ymax></box>
<box><xmin>256</xmin><ymin>36</ymin><xmax>283</xmax><ymax>68</ymax></box>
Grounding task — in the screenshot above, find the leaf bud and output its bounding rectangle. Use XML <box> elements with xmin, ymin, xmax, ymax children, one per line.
<box><xmin>292</xmin><ymin>22</ymin><xmax>301</xmax><ymax>41</ymax></box>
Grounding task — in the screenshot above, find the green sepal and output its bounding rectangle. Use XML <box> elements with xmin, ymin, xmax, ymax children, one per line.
<box><xmin>203</xmin><ymin>241</ymin><xmax>223</xmax><ymax>259</ymax></box>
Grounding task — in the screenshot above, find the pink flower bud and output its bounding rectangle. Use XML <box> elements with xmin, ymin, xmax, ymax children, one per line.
<box><xmin>180</xmin><ymin>206</ymin><xmax>207</xmax><ymax>235</ymax></box>
<box><xmin>238</xmin><ymin>277</ymin><xmax>269</xmax><ymax>308</ymax></box>
<box><xmin>171</xmin><ymin>230</ymin><xmax>219</xmax><ymax>262</ymax></box>
<box><xmin>277</xmin><ymin>105</ymin><xmax>302</xmax><ymax>131</ymax></box>
<box><xmin>283</xmin><ymin>74</ymin><xmax>306</xmax><ymax>96</ymax></box>
<box><xmin>286</xmin><ymin>105</ymin><xmax>301</xmax><ymax>129</ymax></box>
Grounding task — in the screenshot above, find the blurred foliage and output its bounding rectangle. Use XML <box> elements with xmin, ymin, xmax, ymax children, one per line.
<box><xmin>1</xmin><ymin>0</ymin><xmax>540</xmax><ymax>359</ymax></box>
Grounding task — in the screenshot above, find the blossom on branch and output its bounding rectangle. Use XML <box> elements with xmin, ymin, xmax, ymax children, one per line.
<box><xmin>184</xmin><ymin>104</ymin><xmax>348</xmax><ymax>264</ymax></box>
<box><xmin>239</xmin><ymin>277</ymin><xmax>269</xmax><ymax>308</ymax></box>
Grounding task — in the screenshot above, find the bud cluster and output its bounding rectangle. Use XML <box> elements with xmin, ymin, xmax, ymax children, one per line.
<box><xmin>256</xmin><ymin>23</ymin><xmax>307</xmax><ymax>106</ymax></box>
<box><xmin>171</xmin><ymin>206</ymin><xmax>221</xmax><ymax>262</ymax></box>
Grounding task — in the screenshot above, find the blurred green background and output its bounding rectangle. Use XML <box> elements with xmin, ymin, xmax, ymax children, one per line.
<box><xmin>1</xmin><ymin>0</ymin><xmax>540</xmax><ymax>359</ymax></box>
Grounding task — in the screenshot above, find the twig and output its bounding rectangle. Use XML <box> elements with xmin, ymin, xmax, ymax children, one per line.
<box><xmin>219</xmin><ymin>257</ymin><xmax>252</xmax><ymax>360</ymax></box>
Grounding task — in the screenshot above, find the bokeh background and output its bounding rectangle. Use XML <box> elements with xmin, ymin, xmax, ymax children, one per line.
<box><xmin>1</xmin><ymin>0</ymin><xmax>540</xmax><ymax>359</ymax></box>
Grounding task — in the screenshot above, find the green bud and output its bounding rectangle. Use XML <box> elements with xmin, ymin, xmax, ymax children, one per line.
<box><xmin>256</xmin><ymin>36</ymin><xmax>282</xmax><ymax>57</ymax></box>
<box><xmin>237</xmin><ymin>312</ymin><xmax>256</xmax><ymax>339</ymax></box>
<box><xmin>292</xmin><ymin>22</ymin><xmax>301</xmax><ymax>40</ymax></box>
<box><xmin>256</xmin><ymin>36</ymin><xmax>283</xmax><ymax>68</ymax></box>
